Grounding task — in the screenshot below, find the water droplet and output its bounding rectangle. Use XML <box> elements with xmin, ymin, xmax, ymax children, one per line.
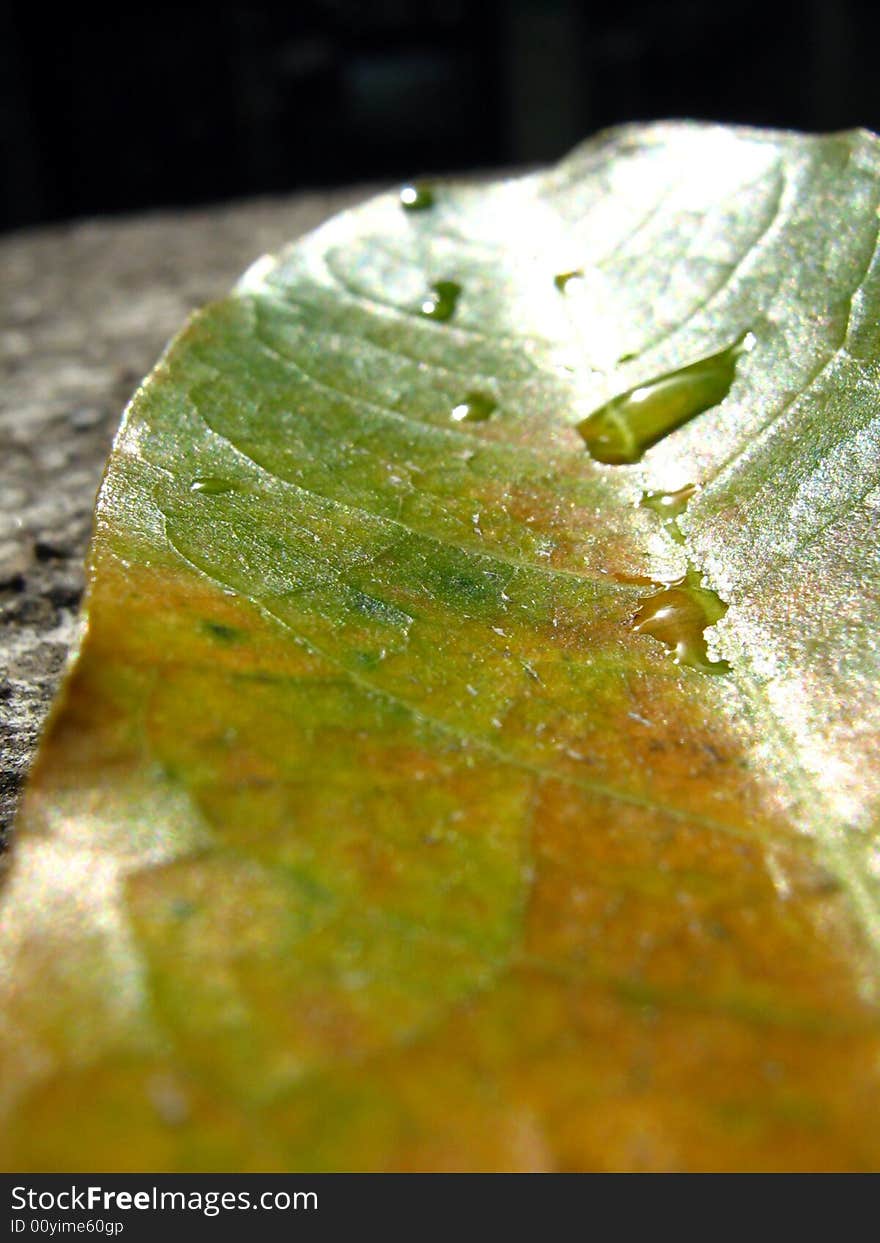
<box><xmin>400</xmin><ymin>183</ymin><xmax>435</xmax><ymax>212</ymax></box>
<box><xmin>450</xmin><ymin>391</ymin><xmax>497</xmax><ymax>423</ymax></box>
<box><xmin>632</xmin><ymin>567</ymin><xmax>730</xmax><ymax>675</ymax></box>
<box><xmin>554</xmin><ymin>269</ymin><xmax>584</xmax><ymax>292</ymax></box>
<box><xmin>640</xmin><ymin>483</ymin><xmax>698</xmax><ymax>544</ymax></box>
<box><xmin>419</xmin><ymin>280</ymin><xmax>461</xmax><ymax>322</ymax></box>
<box><xmin>641</xmin><ymin>483</ymin><xmax>696</xmax><ymax>520</ymax></box>
<box><xmin>577</xmin><ymin>332</ymin><xmax>755</xmax><ymax>464</ymax></box>
<box><xmin>190</xmin><ymin>476</ymin><xmax>235</xmax><ymax>495</ymax></box>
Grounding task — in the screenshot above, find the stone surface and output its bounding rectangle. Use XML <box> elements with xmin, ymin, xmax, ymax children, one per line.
<box><xmin>0</xmin><ymin>186</ymin><xmax>373</xmax><ymax>839</ymax></box>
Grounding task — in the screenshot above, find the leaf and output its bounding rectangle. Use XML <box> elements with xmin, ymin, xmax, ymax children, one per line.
<box><xmin>4</xmin><ymin>122</ymin><xmax>880</xmax><ymax>1172</ymax></box>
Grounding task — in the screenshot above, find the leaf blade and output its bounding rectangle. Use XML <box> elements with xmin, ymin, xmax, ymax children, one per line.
<box><xmin>4</xmin><ymin>122</ymin><xmax>880</xmax><ymax>1171</ymax></box>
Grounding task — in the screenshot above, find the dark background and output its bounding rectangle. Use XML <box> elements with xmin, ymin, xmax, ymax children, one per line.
<box><xmin>3</xmin><ymin>0</ymin><xmax>878</xmax><ymax>235</ymax></box>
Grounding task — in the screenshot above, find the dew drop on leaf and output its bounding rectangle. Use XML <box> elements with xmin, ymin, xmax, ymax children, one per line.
<box><xmin>419</xmin><ymin>280</ymin><xmax>462</xmax><ymax>322</ymax></box>
<box><xmin>400</xmin><ymin>183</ymin><xmax>435</xmax><ymax>212</ymax></box>
<box><xmin>641</xmin><ymin>483</ymin><xmax>697</xmax><ymax>520</ymax></box>
<box><xmin>632</xmin><ymin>566</ymin><xmax>731</xmax><ymax>674</ymax></box>
<box><xmin>577</xmin><ymin>331</ymin><xmax>755</xmax><ymax>464</ymax></box>
<box><xmin>450</xmin><ymin>392</ymin><xmax>497</xmax><ymax>423</ymax></box>
<box><xmin>554</xmin><ymin>269</ymin><xmax>584</xmax><ymax>292</ymax></box>
<box><xmin>640</xmin><ymin>483</ymin><xmax>698</xmax><ymax>543</ymax></box>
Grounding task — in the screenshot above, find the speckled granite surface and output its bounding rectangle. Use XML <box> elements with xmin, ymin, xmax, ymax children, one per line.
<box><xmin>0</xmin><ymin>186</ymin><xmax>372</xmax><ymax>838</ymax></box>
